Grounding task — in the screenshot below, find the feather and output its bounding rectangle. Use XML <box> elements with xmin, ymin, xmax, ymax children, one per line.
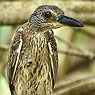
<box><xmin>47</xmin><ymin>30</ymin><xmax>58</xmax><ymax>88</ymax></box>
<box><xmin>7</xmin><ymin>28</ymin><xmax>23</xmax><ymax>94</ymax></box>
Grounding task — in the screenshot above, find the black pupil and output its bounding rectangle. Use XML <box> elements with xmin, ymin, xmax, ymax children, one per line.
<box><xmin>44</xmin><ymin>12</ymin><xmax>51</xmax><ymax>18</ymax></box>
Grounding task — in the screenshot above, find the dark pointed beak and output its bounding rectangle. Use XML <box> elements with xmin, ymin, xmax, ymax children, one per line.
<box><xmin>55</xmin><ymin>14</ymin><xmax>84</xmax><ymax>27</ymax></box>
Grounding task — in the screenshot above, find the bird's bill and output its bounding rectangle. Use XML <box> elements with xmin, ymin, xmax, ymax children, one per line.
<box><xmin>54</xmin><ymin>14</ymin><xmax>84</xmax><ymax>27</ymax></box>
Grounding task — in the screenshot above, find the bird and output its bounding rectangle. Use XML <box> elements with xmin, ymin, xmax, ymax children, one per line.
<box><xmin>7</xmin><ymin>5</ymin><xmax>84</xmax><ymax>95</ymax></box>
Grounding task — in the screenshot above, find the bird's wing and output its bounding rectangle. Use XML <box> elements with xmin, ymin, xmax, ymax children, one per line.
<box><xmin>7</xmin><ymin>28</ymin><xmax>23</xmax><ymax>93</ymax></box>
<box><xmin>47</xmin><ymin>30</ymin><xmax>58</xmax><ymax>88</ymax></box>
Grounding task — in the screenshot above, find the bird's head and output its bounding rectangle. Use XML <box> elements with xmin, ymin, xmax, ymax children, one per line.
<box><xmin>29</xmin><ymin>5</ymin><xmax>84</xmax><ymax>32</ymax></box>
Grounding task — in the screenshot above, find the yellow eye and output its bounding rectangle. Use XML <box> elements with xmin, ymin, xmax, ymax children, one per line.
<box><xmin>43</xmin><ymin>11</ymin><xmax>52</xmax><ymax>19</ymax></box>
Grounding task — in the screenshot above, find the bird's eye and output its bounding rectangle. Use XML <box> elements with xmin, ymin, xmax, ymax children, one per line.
<box><xmin>43</xmin><ymin>12</ymin><xmax>52</xmax><ymax>19</ymax></box>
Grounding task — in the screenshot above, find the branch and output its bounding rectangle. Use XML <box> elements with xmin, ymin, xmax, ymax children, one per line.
<box><xmin>58</xmin><ymin>49</ymin><xmax>95</xmax><ymax>60</ymax></box>
<box><xmin>0</xmin><ymin>45</ymin><xmax>9</xmax><ymax>51</ymax></box>
<box><xmin>0</xmin><ymin>1</ymin><xmax>95</xmax><ymax>25</ymax></box>
<box><xmin>54</xmin><ymin>74</ymin><xmax>95</xmax><ymax>95</ymax></box>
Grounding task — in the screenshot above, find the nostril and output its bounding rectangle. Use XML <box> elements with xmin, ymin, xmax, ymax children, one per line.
<box><xmin>59</xmin><ymin>15</ymin><xmax>64</xmax><ymax>20</ymax></box>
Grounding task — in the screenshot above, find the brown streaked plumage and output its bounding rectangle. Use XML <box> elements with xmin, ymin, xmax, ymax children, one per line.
<box><xmin>7</xmin><ymin>5</ymin><xmax>84</xmax><ymax>95</ymax></box>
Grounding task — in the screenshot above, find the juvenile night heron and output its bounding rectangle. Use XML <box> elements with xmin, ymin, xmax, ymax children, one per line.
<box><xmin>7</xmin><ymin>5</ymin><xmax>84</xmax><ymax>95</ymax></box>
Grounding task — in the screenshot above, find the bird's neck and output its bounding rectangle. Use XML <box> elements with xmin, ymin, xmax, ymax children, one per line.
<box><xmin>28</xmin><ymin>21</ymin><xmax>50</xmax><ymax>33</ymax></box>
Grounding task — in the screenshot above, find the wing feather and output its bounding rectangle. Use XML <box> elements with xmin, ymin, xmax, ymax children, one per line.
<box><xmin>47</xmin><ymin>30</ymin><xmax>58</xmax><ymax>88</ymax></box>
<box><xmin>7</xmin><ymin>28</ymin><xmax>23</xmax><ymax>93</ymax></box>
